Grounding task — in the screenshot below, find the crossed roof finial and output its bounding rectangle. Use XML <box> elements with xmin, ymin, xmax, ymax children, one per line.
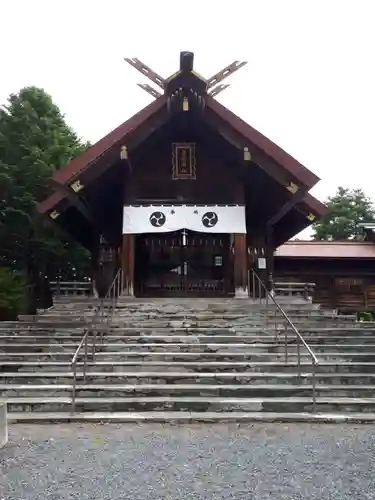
<box><xmin>124</xmin><ymin>52</ymin><xmax>247</xmax><ymax>99</ymax></box>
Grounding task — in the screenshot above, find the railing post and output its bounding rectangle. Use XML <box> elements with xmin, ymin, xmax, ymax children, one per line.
<box><xmin>274</xmin><ymin>309</ymin><xmax>277</xmax><ymax>336</ymax></box>
<box><xmin>312</xmin><ymin>360</ymin><xmax>317</xmax><ymax>412</ymax></box>
<box><xmin>284</xmin><ymin>323</ymin><xmax>288</xmax><ymax>364</ymax></box>
<box><xmin>72</xmin><ymin>362</ymin><xmax>76</xmax><ymax>413</ymax></box>
<box><xmin>84</xmin><ymin>333</ymin><xmax>88</xmax><ymax>383</ymax></box>
<box><xmin>297</xmin><ymin>336</ymin><xmax>301</xmax><ymax>379</ymax></box>
<box><xmin>92</xmin><ymin>329</ymin><xmax>96</xmax><ymax>361</ymax></box>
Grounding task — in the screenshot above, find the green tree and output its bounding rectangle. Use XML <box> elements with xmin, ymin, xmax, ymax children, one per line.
<box><xmin>312</xmin><ymin>187</ymin><xmax>375</xmax><ymax>241</ymax></box>
<box><xmin>0</xmin><ymin>87</ymin><xmax>91</xmax><ymax>311</ymax></box>
<box><xmin>0</xmin><ymin>268</ymin><xmax>28</xmax><ymax>320</ymax></box>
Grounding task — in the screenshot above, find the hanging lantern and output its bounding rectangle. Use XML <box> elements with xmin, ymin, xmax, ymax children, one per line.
<box><xmin>182</xmin><ymin>97</ymin><xmax>189</xmax><ymax>111</ymax></box>
<box><xmin>243</xmin><ymin>146</ymin><xmax>251</xmax><ymax>161</ymax></box>
<box><xmin>120</xmin><ymin>145</ymin><xmax>128</xmax><ymax>160</ymax></box>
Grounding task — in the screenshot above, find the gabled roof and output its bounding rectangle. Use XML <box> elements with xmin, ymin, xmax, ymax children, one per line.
<box><xmin>37</xmin><ymin>94</ymin><xmax>325</xmax><ymax>217</ymax></box>
<box><xmin>275</xmin><ymin>241</ymin><xmax>375</xmax><ymax>259</ymax></box>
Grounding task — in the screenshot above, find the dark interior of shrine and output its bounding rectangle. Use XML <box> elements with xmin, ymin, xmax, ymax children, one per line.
<box><xmin>134</xmin><ymin>230</ymin><xmax>233</xmax><ymax>296</ymax></box>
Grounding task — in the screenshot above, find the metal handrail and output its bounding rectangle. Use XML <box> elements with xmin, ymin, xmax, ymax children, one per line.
<box><xmin>250</xmin><ymin>269</ymin><xmax>319</xmax><ymax>411</ymax></box>
<box><xmin>71</xmin><ymin>268</ymin><xmax>123</xmax><ymax>412</ymax></box>
<box><xmin>100</xmin><ymin>268</ymin><xmax>123</xmax><ymax>328</ymax></box>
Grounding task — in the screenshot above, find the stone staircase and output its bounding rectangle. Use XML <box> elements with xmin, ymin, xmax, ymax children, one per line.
<box><xmin>1</xmin><ymin>297</ymin><xmax>375</xmax><ymax>422</ymax></box>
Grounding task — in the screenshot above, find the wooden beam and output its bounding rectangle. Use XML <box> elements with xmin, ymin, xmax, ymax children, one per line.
<box><xmin>124</xmin><ymin>57</ymin><xmax>165</xmax><ymax>89</ymax></box>
<box><xmin>48</xmin><ymin>181</ymin><xmax>119</xmax><ymax>247</ymax></box>
<box><xmin>49</xmin><ymin>180</ymin><xmax>94</xmax><ymax>225</ymax></box>
<box><xmin>137</xmin><ymin>83</ymin><xmax>162</xmax><ymax>99</ymax></box>
<box><xmin>267</xmin><ymin>188</ymin><xmax>308</xmax><ymax>227</ymax></box>
<box><xmin>207</xmin><ymin>61</ymin><xmax>247</xmax><ymax>89</ymax></box>
<box><xmin>208</xmin><ymin>84</ymin><xmax>230</xmax><ymax>97</ymax></box>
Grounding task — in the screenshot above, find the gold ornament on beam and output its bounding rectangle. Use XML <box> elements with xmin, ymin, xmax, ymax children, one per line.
<box><xmin>286</xmin><ymin>182</ymin><xmax>299</xmax><ymax>194</ymax></box>
<box><xmin>120</xmin><ymin>145</ymin><xmax>128</xmax><ymax>160</ymax></box>
<box><xmin>306</xmin><ymin>213</ymin><xmax>316</xmax><ymax>222</ymax></box>
<box><xmin>243</xmin><ymin>146</ymin><xmax>251</xmax><ymax>161</ymax></box>
<box><xmin>182</xmin><ymin>97</ymin><xmax>189</xmax><ymax>111</ymax></box>
<box><xmin>70</xmin><ymin>180</ymin><xmax>84</xmax><ymax>193</ymax></box>
<box><xmin>49</xmin><ymin>210</ymin><xmax>60</xmax><ymax>219</ymax></box>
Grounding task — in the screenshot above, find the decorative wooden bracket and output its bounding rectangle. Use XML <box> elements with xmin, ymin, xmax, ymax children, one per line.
<box><xmin>267</xmin><ymin>188</ymin><xmax>308</xmax><ymax>228</ymax></box>
<box><xmin>49</xmin><ymin>210</ymin><xmax>60</xmax><ymax>219</ymax></box>
<box><xmin>50</xmin><ymin>180</ymin><xmax>94</xmax><ymax>225</ymax></box>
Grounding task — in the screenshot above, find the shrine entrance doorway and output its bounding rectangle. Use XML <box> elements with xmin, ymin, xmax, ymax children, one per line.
<box><xmin>134</xmin><ymin>230</ymin><xmax>234</xmax><ymax>297</ymax></box>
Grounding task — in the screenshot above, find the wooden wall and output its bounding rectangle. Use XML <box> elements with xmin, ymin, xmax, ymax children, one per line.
<box><xmin>275</xmin><ymin>257</ymin><xmax>375</xmax><ymax>312</ymax></box>
<box><xmin>126</xmin><ymin>136</ymin><xmax>244</xmax><ymax>206</ymax></box>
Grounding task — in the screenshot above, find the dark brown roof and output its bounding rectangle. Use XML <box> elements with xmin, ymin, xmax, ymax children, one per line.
<box><xmin>275</xmin><ymin>241</ymin><xmax>375</xmax><ymax>259</ymax></box>
<box><xmin>37</xmin><ymin>96</ymin><xmax>167</xmax><ymax>214</ymax></box>
<box><xmin>301</xmin><ymin>192</ymin><xmax>328</xmax><ymax>217</ymax></box>
<box><xmin>37</xmin><ymin>94</ymin><xmax>325</xmax><ymax>217</ymax></box>
<box><xmin>55</xmin><ymin>96</ymin><xmax>167</xmax><ymax>185</ymax></box>
<box><xmin>207</xmin><ymin>97</ymin><xmax>320</xmax><ymax>189</ymax></box>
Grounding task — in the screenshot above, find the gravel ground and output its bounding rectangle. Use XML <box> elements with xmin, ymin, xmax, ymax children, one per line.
<box><xmin>1</xmin><ymin>423</ymin><xmax>375</xmax><ymax>500</ymax></box>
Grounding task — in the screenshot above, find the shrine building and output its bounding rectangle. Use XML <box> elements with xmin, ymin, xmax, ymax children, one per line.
<box><xmin>37</xmin><ymin>51</ymin><xmax>327</xmax><ymax>298</ymax></box>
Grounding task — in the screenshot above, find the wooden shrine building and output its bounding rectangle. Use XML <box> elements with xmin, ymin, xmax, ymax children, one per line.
<box><xmin>37</xmin><ymin>51</ymin><xmax>327</xmax><ymax>298</ymax></box>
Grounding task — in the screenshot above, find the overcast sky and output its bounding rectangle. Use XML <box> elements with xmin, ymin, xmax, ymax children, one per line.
<box><xmin>1</xmin><ymin>0</ymin><xmax>374</xmax><ymax>207</ymax></box>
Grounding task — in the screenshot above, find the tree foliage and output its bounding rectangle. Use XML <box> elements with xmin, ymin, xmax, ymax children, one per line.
<box><xmin>312</xmin><ymin>187</ymin><xmax>375</xmax><ymax>241</ymax></box>
<box><xmin>0</xmin><ymin>268</ymin><xmax>28</xmax><ymax>320</ymax></box>
<box><xmin>0</xmin><ymin>86</ymin><xmax>91</xmax><ymax>314</ymax></box>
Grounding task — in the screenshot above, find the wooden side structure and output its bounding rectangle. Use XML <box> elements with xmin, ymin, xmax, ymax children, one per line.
<box><xmin>275</xmin><ymin>241</ymin><xmax>375</xmax><ymax>312</ymax></box>
<box><xmin>37</xmin><ymin>51</ymin><xmax>327</xmax><ymax>297</ymax></box>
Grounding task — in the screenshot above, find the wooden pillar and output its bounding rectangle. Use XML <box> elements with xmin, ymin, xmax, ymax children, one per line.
<box><xmin>233</xmin><ymin>233</ymin><xmax>248</xmax><ymax>298</ymax></box>
<box><xmin>121</xmin><ymin>234</ymin><xmax>135</xmax><ymax>296</ymax></box>
<box><xmin>266</xmin><ymin>226</ymin><xmax>275</xmax><ymax>293</ymax></box>
<box><xmin>247</xmin><ymin>232</ymin><xmax>267</xmax><ymax>298</ymax></box>
<box><xmin>91</xmin><ymin>241</ymin><xmax>100</xmax><ymax>298</ymax></box>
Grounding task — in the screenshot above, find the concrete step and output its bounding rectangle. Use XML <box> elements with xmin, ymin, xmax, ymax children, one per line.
<box><xmin>1</xmin><ymin>360</ymin><xmax>375</xmax><ymax>371</ymax></box>
<box><xmin>8</xmin><ymin>410</ymin><xmax>375</xmax><ymax>423</ymax></box>
<box><xmin>3</xmin><ymin>371</ymin><xmax>375</xmax><ymax>385</ymax></box>
<box><xmin>3</xmin><ymin>342</ymin><xmax>375</xmax><ymax>352</ymax></box>
<box><xmin>2</xmin><ymin>335</ymin><xmax>375</xmax><ymax>348</ymax></box>
<box><xmin>0</xmin><ymin>351</ymin><xmax>320</xmax><ymax>361</ymax></box>
<box><xmin>1</xmin><ymin>326</ymin><xmax>372</xmax><ymax>336</ymax></box>
<box><xmin>110</xmin><ymin>314</ymin><xmax>336</xmax><ymax>321</ymax></box>
<box><xmin>2</xmin><ymin>336</ymin><xmax>375</xmax><ymax>346</ymax></box>
<box><xmin>79</xmin><ymin>350</ymin><xmax>375</xmax><ymax>359</ymax></box>
<box><xmin>4</xmin><ymin>396</ymin><xmax>375</xmax><ymax>413</ymax></box>
<box><xmin>2</xmin><ymin>383</ymin><xmax>375</xmax><ymax>393</ymax></box>
<box><xmin>108</xmin><ymin>321</ymin><xmax>359</xmax><ymax>329</ymax></box>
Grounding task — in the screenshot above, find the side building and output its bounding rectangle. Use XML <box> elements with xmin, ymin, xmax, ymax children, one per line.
<box><xmin>275</xmin><ymin>236</ymin><xmax>375</xmax><ymax>313</ymax></box>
